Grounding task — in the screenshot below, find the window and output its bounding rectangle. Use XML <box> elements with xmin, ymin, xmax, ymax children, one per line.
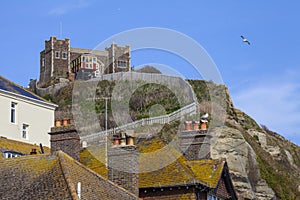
<box><xmin>55</xmin><ymin>51</ymin><xmax>60</xmax><ymax>59</ymax></box>
<box><xmin>42</xmin><ymin>58</ymin><xmax>45</xmax><ymax>67</ymax></box>
<box><xmin>117</xmin><ymin>60</ymin><xmax>127</xmax><ymax>68</ymax></box>
<box><xmin>86</xmin><ymin>63</ymin><xmax>88</xmax><ymax>68</ymax></box>
<box><xmin>82</xmin><ymin>56</ymin><xmax>85</xmax><ymax>62</ymax></box>
<box><xmin>4</xmin><ymin>152</ymin><xmax>21</xmax><ymax>158</ymax></box>
<box><xmin>93</xmin><ymin>57</ymin><xmax>96</xmax><ymax>62</ymax></box>
<box><xmin>22</xmin><ymin>124</ymin><xmax>29</xmax><ymax>139</ymax></box>
<box><xmin>207</xmin><ymin>194</ymin><xmax>221</xmax><ymax>200</ymax></box>
<box><xmin>10</xmin><ymin>102</ymin><xmax>17</xmax><ymax>123</ymax></box>
<box><xmin>62</xmin><ymin>52</ymin><xmax>67</xmax><ymax>59</ymax></box>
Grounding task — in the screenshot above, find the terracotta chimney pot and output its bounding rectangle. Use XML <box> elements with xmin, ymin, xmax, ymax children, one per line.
<box><xmin>127</xmin><ymin>137</ymin><xmax>134</xmax><ymax>145</ymax></box>
<box><xmin>55</xmin><ymin>120</ymin><xmax>61</xmax><ymax>127</ymax></box>
<box><xmin>193</xmin><ymin>121</ymin><xmax>200</xmax><ymax>130</ymax></box>
<box><xmin>185</xmin><ymin>121</ymin><xmax>192</xmax><ymax>131</ymax></box>
<box><xmin>62</xmin><ymin>119</ymin><xmax>69</xmax><ymax>126</ymax></box>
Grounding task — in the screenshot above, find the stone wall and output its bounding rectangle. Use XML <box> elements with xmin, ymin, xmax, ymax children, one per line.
<box><xmin>39</xmin><ymin>37</ymin><xmax>70</xmax><ymax>86</ymax></box>
<box><xmin>52</xmin><ymin>37</ymin><xmax>70</xmax><ymax>79</ymax></box>
<box><xmin>39</xmin><ymin>37</ymin><xmax>131</xmax><ymax>86</ymax></box>
<box><xmin>106</xmin><ymin>44</ymin><xmax>130</xmax><ymax>73</ymax></box>
<box><xmin>35</xmin><ymin>81</ymin><xmax>70</xmax><ymax>97</ymax></box>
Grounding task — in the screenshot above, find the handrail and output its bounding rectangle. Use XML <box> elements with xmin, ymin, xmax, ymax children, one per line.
<box><xmin>81</xmin><ymin>102</ymin><xmax>197</xmax><ymax>142</ymax></box>
<box><xmin>80</xmin><ymin>72</ymin><xmax>199</xmax><ymax>143</ymax></box>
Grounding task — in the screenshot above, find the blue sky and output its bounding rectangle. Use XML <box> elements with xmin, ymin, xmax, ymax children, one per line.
<box><xmin>0</xmin><ymin>0</ymin><xmax>299</xmax><ymax>145</ymax></box>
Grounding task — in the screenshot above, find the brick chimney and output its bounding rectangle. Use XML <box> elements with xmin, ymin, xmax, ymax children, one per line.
<box><xmin>108</xmin><ymin>131</ymin><xmax>139</xmax><ymax>197</ymax></box>
<box><xmin>179</xmin><ymin>121</ymin><xmax>211</xmax><ymax>160</ymax></box>
<box><xmin>49</xmin><ymin>119</ymin><xmax>80</xmax><ymax>161</ymax></box>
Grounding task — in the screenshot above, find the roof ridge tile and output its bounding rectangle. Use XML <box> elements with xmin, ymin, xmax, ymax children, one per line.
<box><xmin>58</xmin><ymin>150</ymin><xmax>140</xmax><ymax>199</ymax></box>
<box><xmin>57</xmin><ymin>151</ymin><xmax>80</xmax><ymax>200</ymax></box>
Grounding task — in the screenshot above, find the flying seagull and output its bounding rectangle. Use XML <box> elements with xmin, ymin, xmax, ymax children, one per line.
<box><xmin>201</xmin><ymin>113</ymin><xmax>209</xmax><ymax>119</ymax></box>
<box><xmin>241</xmin><ymin>35</ymin><xmax>250</xmax><ymax>45</ymax></box>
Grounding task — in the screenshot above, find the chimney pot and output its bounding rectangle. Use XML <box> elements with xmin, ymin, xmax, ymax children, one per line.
<box><xmin>200</xmin><ymin>119</ymin><xmax>208</xmax><ymax>130</ymax></box>
<box><xmin>184</xmin><ymin>121</ymin><xmax>192</xmax><ymax>131</ymax></box>
<box><xmin>30</xmin><ymin>148</ymin><xmax>37</xmax><ymax>155</ymax></box>
<box><xmin>127</xmin><ymin>136</ymin><xmax>134</xmax><ymax>145</ymax></box>
<box><xmin>193</xmin><ymin>121</ymin><xmax>200</xmax><ymax>130</ymax></box>
<box><xmin>55</xmin><ymin>120</ymin><xmax>61</xmax><ymax>127</ymax></box>
<box><xmin>113</xmin><ymin>138</ymin><xmax>120</xmax><ymax>145</ymax></box>
<box><xmin>62</xmin><ymin>119</ymin><xmax>69</xmax><ymax>126</ymax></box>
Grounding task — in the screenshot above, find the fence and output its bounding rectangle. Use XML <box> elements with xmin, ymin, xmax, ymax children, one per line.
<box><xmin>81</xmin><ymin>102</ymin><xmax>198</xmax><ymax>144</ymax></box>
<box><xmin>91</xmin><ymin>72</ymin><xmax>198</xmax><ymax>104</ymax></box>
<box><xmin>78</xmin><ymin>72</ymin><xmax>199</xmax><ymax>144</ymax></box>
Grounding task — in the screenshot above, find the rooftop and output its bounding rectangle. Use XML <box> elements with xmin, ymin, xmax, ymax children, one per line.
<box><xmin>80</xmin><ymin>137</ymin><xmax>226</xmax><ymax>189</ymax></box>
<box><xmin>0</xmin><ymin>136</ymin><xmax>50</xmax><ymax>157</ymax></box>
<box><xmin>0</xmin><ymin>75</ymin><xmax>56</xmax><ymax>106</ymax></box>
<box><xmin>0</xmin><ymin>151</ymin><xmax>138</xmax><ymax>200</ymax></box>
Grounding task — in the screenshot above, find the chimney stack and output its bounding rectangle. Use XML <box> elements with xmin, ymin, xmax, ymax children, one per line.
<box><xmin>49</xmin><ymin>119</ymin><xmax>80</xmax><ymax>161</ymax></box>
<box><xmin>179</xmin><ymin>120</ymin><xmax>211</xmax><ymax>160</ymax></box>
<box><xmin>108</xmin><ymin>131</ymin><xmax>139</xmax><ymax>197</ymax></box>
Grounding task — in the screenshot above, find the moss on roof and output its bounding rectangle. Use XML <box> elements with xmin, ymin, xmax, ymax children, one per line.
<box><xmin>0</xmin><ymin>136</ymin><xmax>50</xmax><ymax>155</ymax></box>
<box><xmin>80</xmin><ymin>145</ymin><xmax>108</xmax><ymax>178</ymax></box>
<box><xmin>60</xmin><ymin>151</ymin><xmax>138</xmax><ymax>199</ymax></box>
<box><xmin>137</xmin><ymin>137</ymin><xmax>225</xmax><ymax>188</ymax></box>
<box><xmin>0</xmin><ymin>154</ymin><xmax>72</xmax><ymax>199</ymax></box>
<box><xmin>0</xmin><ymin>151</ymin><xmax>138</xmax><ymax>200</ymax></box>
<box><xmin>80</xmin><ymin>137</ymin><xmax>225</xmax><ymax>189</ymax></box>
<box><xmin>185</xmin><ymin>159</ymin><xmax>225</xmax><ymax>187</ymax></box>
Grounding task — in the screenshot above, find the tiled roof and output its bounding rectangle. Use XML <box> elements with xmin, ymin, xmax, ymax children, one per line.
<box><xmin>0</xmin><ymin>153</ymin><xmax>71</xmax><ymax>199</ymax></box>
<box><xmin>80</xmin><ymin>137</ymin><xmax>225</xmax><ymax>189</ymax></box>
<box><xmin>0</xmin><ymin>75</ymin><xmax>47</xmax><ymax>102</ymax></box>
<box><xmin>0</xmin><ymin>151</ymin><xmax>138</xmax><ymax>200</ymax></box>
<box><xmin>0</xmin><ymin>136</ymin><xmax>50</xmax><ymax>155</ymax></box>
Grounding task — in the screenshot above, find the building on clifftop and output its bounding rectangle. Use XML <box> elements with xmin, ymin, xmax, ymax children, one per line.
<box><xmin>39</xmin><ymin>36</ymin><xmax>131</xmax><ymax>87</ymax></box>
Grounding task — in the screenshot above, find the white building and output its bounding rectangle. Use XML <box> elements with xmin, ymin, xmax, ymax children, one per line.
<box><xmin>0</xmin><ymin>76</ymin><xmax>57</xmax><ymax>147</ymax></box>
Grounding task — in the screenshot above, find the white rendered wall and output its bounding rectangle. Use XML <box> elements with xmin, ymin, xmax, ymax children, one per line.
<box><xmin>0</xmin><ymin>91</ymin><xmax>56</xmax><ymax>147</ymax></box>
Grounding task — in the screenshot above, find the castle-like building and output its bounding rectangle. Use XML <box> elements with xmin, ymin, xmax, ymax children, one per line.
<box><xmin>39</xmin><ymin>36</ymin><xmax>131</xmax><ymax>87</ymax></box>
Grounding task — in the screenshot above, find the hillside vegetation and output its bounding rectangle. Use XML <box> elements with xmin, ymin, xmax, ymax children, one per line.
<box><xmin>42</xmin><ymin>78</ymin><xmax>300</xmax><ymax>199</ymax></box>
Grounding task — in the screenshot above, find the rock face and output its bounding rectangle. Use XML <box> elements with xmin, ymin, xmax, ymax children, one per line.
<box><xmin>211</xmin><ymin>127</ymin><xmax>276</xmax><ymax>200</ymax></box>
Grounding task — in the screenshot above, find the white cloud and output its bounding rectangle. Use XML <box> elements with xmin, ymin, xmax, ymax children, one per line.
<box><xmin>231</xmin><ymin>72</ymin><xmax>300</xmax><ymax>145</ymax></box>
<box><xmin>49</xmin><ymin>0</ymin><xmax>91</xmax><ymax>16</ymax></box>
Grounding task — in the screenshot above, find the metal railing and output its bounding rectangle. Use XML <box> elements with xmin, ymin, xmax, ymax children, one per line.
<box><xmin>79</xmin><ymin>72</ymin><xmax>199</xmax><ymax>144</ymax></box>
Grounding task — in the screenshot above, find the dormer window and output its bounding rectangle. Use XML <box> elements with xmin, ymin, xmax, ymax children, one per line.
<box><xmin>3</xmin><ymin>151</ymin><xmax>22</xmax><ymax>158</ymax></box>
